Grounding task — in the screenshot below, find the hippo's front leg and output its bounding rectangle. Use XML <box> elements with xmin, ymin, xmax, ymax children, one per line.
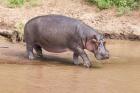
<box><xmin>73</xmin><ymin>47</ymin><xmax>91</xmax><ymax>68</ymax></box>
<box><xmin>79</xmin><ymin>50</ymin><xmax>91</xmax><ymax>68</ymax></box>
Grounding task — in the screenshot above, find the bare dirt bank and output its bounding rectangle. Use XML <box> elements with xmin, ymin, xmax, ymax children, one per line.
<box><xmin>0</xmin><ymin>0</ymin><xmax>140</xmax><ymax>41</ymax></box>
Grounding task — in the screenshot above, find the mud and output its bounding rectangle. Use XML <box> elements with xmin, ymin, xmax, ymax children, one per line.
<box><xmin>104</xmin><ymin>32</ymin><xmax>140</xmax><ymax>41</ymax></box>
<box><xmin>0</xmin><ymin>40</ymin><xmax>140</xmax><ymax>93</ymax></box>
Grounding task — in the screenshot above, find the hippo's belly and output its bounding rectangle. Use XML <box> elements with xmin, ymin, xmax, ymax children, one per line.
<box><xmin>39</xmin><ymin>43</ymin><xmax>69</xmax><ymax>53</ymax></box>
<box><xmin>44</xmin><ymin>47</ymin><xmax>69</xmax><ymax>53</ymax></box>
<box><xmin>36</xmin><ymin>36</ymin><xmax>70</xmax><ymax>53</ymax></box>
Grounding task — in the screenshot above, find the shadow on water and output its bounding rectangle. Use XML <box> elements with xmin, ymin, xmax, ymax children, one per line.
<box><xmin>0</xmin><ymin>43</ymin><xmax>111</xmax><ymax>68</ymax></box>
<box><xmin>35</xmin><ymin>55</ymin><xmax>102</xmax><ymax>68</ymax></box>
<box><xmin>1</xmin><ymin>50</ymin><xmax>102</xmax><ymax>68</ymax></box>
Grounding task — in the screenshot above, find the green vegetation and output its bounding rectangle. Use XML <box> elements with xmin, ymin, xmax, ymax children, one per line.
<box><xmin>7</xmin><ymin>0</ymin><xmax>41</xmax><ymax>8</ymax></box>
<box><xmin>7</xmin><ymin>0</ymin><xmax>24</xmax><ymax>7</ymax></box>
<box><xmin>88</xmin><ymin>0</ymin><xmax>140</xmax><ymax>14</ymax></box>
<box><xmin>14</xmin><ymin>21</ymin><xmax>25</xmax><ymax>41</ymax></box>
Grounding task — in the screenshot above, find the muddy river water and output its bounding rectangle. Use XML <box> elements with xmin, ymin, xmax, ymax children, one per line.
<box><xmin>0</xmin><ymin>40</ymin><xmax>140</xmax><ymax>93</ymax></box>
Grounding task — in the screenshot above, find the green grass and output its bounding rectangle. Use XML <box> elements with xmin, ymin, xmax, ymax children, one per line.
<box><xmin>7</xmin><ymin>0</ymin><xmax>24</xmax><ymax>7</ymax></box>
<box><xmin>14</xmin><ymin>21</ymin><xmax>24</xmax><ymax>41</ymax></box>
<box><xmin>6</xmin><ymin>0</ymin><xmax>41</xmax><ymax>8</ymax></box>
<box><xmin>25</xmin><ymin>0</ymin><xmax>41</xmax><ymax>7</ymax></box>
<box><xmin>88</xmin><ymin>0</ymin><xmax>140</xmax><ymax>15</ymax></box>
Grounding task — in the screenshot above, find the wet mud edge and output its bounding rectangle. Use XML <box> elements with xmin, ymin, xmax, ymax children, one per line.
<box><xmin>103</xmin><ymin>32</ymin><xmax>140</xmax><ymax>41</ymax></box>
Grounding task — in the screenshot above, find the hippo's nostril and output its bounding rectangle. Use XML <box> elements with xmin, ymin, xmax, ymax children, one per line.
<box><xmin>105</xmin><ymin>54</ymin><xmax>109</xmax><ymax>59</ymax></box>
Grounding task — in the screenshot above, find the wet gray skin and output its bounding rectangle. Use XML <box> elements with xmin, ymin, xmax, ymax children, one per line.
<box><xmin>24</xmin><ymin>14</ymin><xmax>109</xmax><ymax>68</ymax></box>
<box><xmin>93</xmin><ymin>35</ymin><xmax>109</xmax><ymax>60</ymax></box>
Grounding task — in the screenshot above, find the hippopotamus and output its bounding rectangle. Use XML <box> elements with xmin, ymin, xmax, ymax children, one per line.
<box><xmin>24</xmin><ymin>14</ymin><xmax>109</xmax><ymax>68</ymax></box>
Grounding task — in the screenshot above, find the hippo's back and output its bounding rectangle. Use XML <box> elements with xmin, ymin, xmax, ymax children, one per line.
<box><xmin>25</xmin><ymin>14</ymin><xmax>83</xmax><ymax>36</ymax></box>
<box><xmin>24</xmin><ymin>15</ymin><xmax>85</xmax><ymax>50</ymax></box>
<box><xmin>25</xmin><ymin>14</ymin><xmax>82</xmax><ymax>29</ymax></box>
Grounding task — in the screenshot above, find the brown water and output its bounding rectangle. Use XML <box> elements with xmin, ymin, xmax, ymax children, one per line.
<box><xmin>0</xmin><ymin>40</ymin><xmax>140</xmax><ymax>93</ymax></box>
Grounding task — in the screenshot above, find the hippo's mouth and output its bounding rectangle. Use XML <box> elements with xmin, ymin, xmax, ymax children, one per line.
<box><xmin>95</xmin><ymin>55</ymin><xmax>109</xmax><ymax>60</ymax></box>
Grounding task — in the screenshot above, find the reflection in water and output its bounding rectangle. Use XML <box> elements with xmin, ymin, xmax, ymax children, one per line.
<box><xmin>0</xmin><ymin>40</ymin><xmax>140</xmax><ymax>93</ymax></box>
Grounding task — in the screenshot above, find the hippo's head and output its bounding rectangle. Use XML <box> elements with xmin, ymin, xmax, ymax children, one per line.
<box><xmin>86</xmin><ymin>34</ymin><xmax>109</xmax><ymax>60</ymax></box>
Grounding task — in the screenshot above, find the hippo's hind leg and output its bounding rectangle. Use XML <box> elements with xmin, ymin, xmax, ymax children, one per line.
<box><xmin>26</xmin><ymin>43</ymin><xmax>35</xmax><ymax>60</ymax></box>
<box><xmin>34</xmin><ymin>44</ymin><xmax>43</xmax><ymax>58</ymax></box>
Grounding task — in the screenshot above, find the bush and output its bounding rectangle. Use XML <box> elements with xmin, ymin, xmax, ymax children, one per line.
<box><xmin>7</xmin><ymin>0</ymin><xmax>40</xmax><ymax>8</ymax></box>
<box><xmin>14</xmin><ymin>21</ymin><xmax>24</xmax><ymax>41</ymax></box>
<box><xmin>88</xmin><ymin>0</ymin><xmax>140</xmax><ymax>14</ymax></box>
<box><xmin>7</xmin><ymin>0</ymin><xmax>24</xmax><ymax>7</ymax></box>
<box><xmin>88</xmin><ymin>0</ymin><xmax>112</xmax><ymax>9</ymax></box>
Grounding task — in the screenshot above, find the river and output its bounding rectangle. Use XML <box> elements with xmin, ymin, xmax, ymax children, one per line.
<box><xmin>0</xmin><ymin>40</ymin><xmax>140</xmax><ymax>93</ymax></box>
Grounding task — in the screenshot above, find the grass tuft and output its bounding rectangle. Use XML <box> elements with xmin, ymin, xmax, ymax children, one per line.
<box><xmin>88</xmin><ymin>0</ymin><xmax>140</xmax><ymax>14</ymax></box>
<box><xmin>14</xmin><ymin>21</ymin><xmax>24</xmax><ymax>41</ymax></box>
<box><xmin>7</xmin><ymin>0</ymin><xmax>41</xmax><ymax>8</ymax></box>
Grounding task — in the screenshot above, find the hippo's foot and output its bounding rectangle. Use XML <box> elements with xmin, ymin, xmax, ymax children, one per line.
<box><xmin>28</xmin><ymin>52</ymin><xmax>35</xmax><ymax>60</ymax></box>
<box><xmin>83</xmin><ymin>61</ymin><xmax>91</xmax><ymax>68</ymax></box>
<box><xmin>28</xmin><ymin>55</ymin><xmax>35</xmax><ymax>60</ymax></box>
<box><xmin>73</xmin><ymin>60</ymin><xmax>80</xmax><ymax>65</ymax></box>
